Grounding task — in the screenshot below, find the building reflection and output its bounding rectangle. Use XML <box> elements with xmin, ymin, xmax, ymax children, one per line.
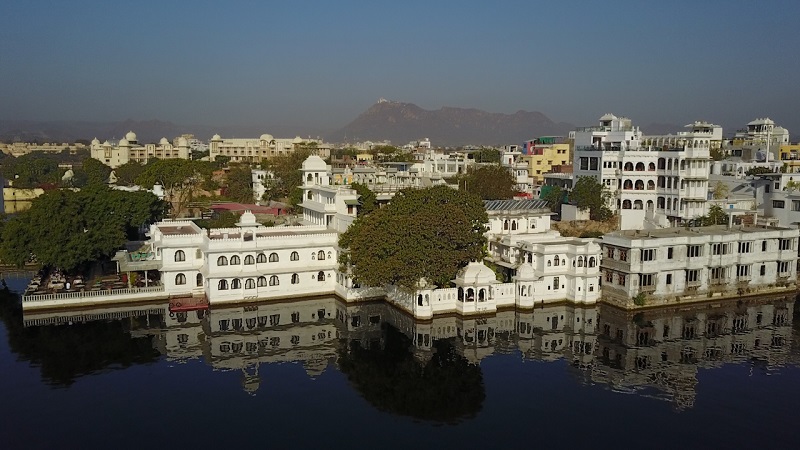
<box><xmin>17</xmin><ymin>291</ymin><xmax>798</xmax><ymax>411</ymax></box>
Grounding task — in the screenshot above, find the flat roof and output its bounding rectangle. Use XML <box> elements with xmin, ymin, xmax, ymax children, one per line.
<box><xmin>157</xmin><ymin>225</ymin><xmax>200</xmax><ymax>235</ymax></box>
<box><xmin>606</xmin><ymin>224</ymin><xmax>793</xmax><ymax>240</ymax></box>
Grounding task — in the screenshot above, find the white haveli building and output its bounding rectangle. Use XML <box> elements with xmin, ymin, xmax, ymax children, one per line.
<box><xmin>600</xmin><ymin>225</ymin><xmax>799</xmax><ymax>308</ymax></box>
<box><xmin>90</xmin><ymin>131</ymin><xmax>191</xmax><ymax>168</ymax></box>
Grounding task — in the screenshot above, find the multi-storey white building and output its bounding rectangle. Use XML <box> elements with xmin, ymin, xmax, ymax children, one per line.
<box><xmin>573</xmin><ymin>114</ymin><xmax>715</xmax><ymax>226</ymax></box>
<box><xmin>600</xmin><ymin>225</ymin><xmax>799</xmax><ymax>308</ymax></box>
<box><xmin>90</xmin><ymin>131</ymin><xmax>191</xmax><ymax>168</ymax></box>
<box><xmin>208</xmin><ymin>134</ymin><xmax>329</xmax><ymax>163</ymax></box>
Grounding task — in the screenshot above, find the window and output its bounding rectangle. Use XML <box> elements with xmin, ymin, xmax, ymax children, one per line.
<box><xmin>269</xmin><ymin>275</ymin><xmax>279</xmax><ymax>286</ymax></box>
<box><xmin>217</xmin><ymin>256</ymin><xmax>228</xmax><ymax>266</ymax></box>
<box><xmin>269</xmin><ymin>252</ymin><xmax>279</xmax><ymax>262</ymax></box>
<box><xmin>778</xmin><ymin>261</ymin><xmax>791</xmax><ymax>274</ymax></box>
<box><xmin>244</xmin><ymin>255</ymin><xmax>255</xmax><ymax>265</ymax></box>
<box><xmin>737</xmin><ymin>264</ymin><xmax>750</xmax><ymax>279</ymax></box>
<box><xmin>291</xmin><ymin>312</ymin><xmax>300</xmax><ymax>323</ymax></box>
<box><xmin>257</xmin><ymin>276</ymin><xmax>267</xmax><ymax>287</ymax></box>
<box><xmin>640</xmin><ymin>249</ymin><xmax>656</xmax><ymax>261</ymax></box>
<box><xmin>231</xmin><ymin>278</ymin><xmax>241</xmax><ymax>289</ymax></box>
<box><xmin>712</xmin><ymin>243</ymin><xmax>728</xmax><ymax>255</ymax></box>
<box><xmin>639</xmin><ymin>274</ymin><xmax>654</xmax><ymax>287</ymax></box>
<box><xmin>760</xmin><ymin>264</ymin><xmax>766</xmax><ymax>276</ymax></box>
<box><xmin>317</xmin><ymin>271</ymin><xmax>325</xmax><ymax>281</ymax></box>
<box><xmin>793</xmin><ymin>200</ymin><xmax>800</xmax><ymax>211</ymax></box>
<box><xmin>218</xmin><ymin>279</ymin><xmax>228</xmax><ymax>290</ymax></box>
<box><xmin>685</xmin><ymin>269</ymin><xmax>700</xmax><ymax>284</ymax></box>
<box><xmin>291</xmin><ymin>251</ymin><xmax>299</xmax><ymax>261</ymax></box>
<box><xmin>710</xmin><ymin>267</ymin><xmax>725</xmax><ymax>280</ymax></box>
<box><xmin>257</xmin><ymin>253</ymin><xmax>267</xmax><ymax>263</ymax></box>
<box><xmin>779</xmin><ymin>239</ymin><xmax>792</xmax><ymax>250</ymax></box>
<box><xmin>618</xmin><ymin>274</ymin><xmax>626</xmax><ymax>286</ymax></box>
<box><xmin>773</xmin><ymin>200</ymin><xmax>785</xmax><ymax>209</ymax></box>
<box><xmin>175</xmin><ymin>273</ymin><xmax>186</xmax><ymax>285</ymax></box>
<box><xmin>619</xmin><ymin>250</ymin><xmax>628</xmax><ymax>262</ymax></box>
<box><xmin>317</xmin><ymin>250</ymin><xmax>326</xmax><ymax>260</ymax></box>
<box><xmin>579</xmin><ymin>157</ymin><xmax>588</xmax><ymax>170</ymax></box>
<box><xmin>667</xmin><ymin>247</ymin><xmax>673</xmax><ymax>259</ymax></box>
<box><xmin>245</xmin><ymin>278</ymin><xmax>255</xmax><ymax>289</ymax></box>
<box><xmin>230</xmin><ymin>255</ymin><xmax>240</xmax><ymax>265</ymax></box>
<box><xmin>553</xmin><ymin>277</ymin><xmax>560</xmax><ymax>290</ymax></box>
<box><xmin>605</xmin><ymin>270</ymin><xmax>613</xmax><ymax>283</ymax></box>
<box><xmin>291</xmin><ymin>273</ymin><xmax>300</xmax><ymax>284</ymax></box>
<box><xmin>196</xmin><ymin>273</ymin><xmax>203</xmax><ymax>287</ymax></box>
<box><xmin>174</xmin><ymin>250</ymin><xmax>185</xmax><ymax>262</ymax></box>
<box><xmin>687</xmin><ymin>245</ymin><xmax>702</xmax><ymax>258</ymax></box>
<box><xmin>738</xmin><ymin>242</ymin><xmax>751</xmax><ymax>253</ymax></box>
<box><xmin>666</xmin><ymin>273</ymin><xmax>672</xmax><ymax>285</ymax></box>
<box><xmin>589</xmin><ymin>157</ymin><xmax>598</xmax><ymax>170</ymax></box>
<box><xmin>762</xmin><ymin>240</ymin><xmax>768</xmax><ymax>252</ymax></box>
<box><xmin>607</xmin><ymin>247</ymin><xmax>615</xmax><ymax>259</ymax></box>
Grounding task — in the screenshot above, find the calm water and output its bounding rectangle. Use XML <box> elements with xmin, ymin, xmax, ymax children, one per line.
<box><xmin>1</xmin><ymin>276</ymin><xmax>799</xmax><ymax>449</ymax></box>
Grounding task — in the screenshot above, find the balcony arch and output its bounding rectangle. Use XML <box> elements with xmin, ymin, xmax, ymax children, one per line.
<box><xmin>635</xmin><ymin>162</ymin><xmax>645</xmax><ymax>171</ymax></box>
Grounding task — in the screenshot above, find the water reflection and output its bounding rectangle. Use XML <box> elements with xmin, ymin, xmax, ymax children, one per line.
<box><xmin>4</xmin><ymin>284</ymin><xmax>799</xmax><ymax>415</ymax></box>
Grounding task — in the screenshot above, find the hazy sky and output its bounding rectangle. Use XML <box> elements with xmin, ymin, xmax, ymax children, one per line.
<box><xmin>2</xmin><ymin>0</ymin><xmax>799</xmax><ymax>136</ymax></box>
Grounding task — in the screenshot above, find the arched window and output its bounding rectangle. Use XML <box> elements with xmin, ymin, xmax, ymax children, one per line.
<box><xmin>291</xmin><ymin>273</ymin><xmax>300</xmax><ymax>284</ymax></box>
<box><xmin>317</xmin><ymin>250</ymin><xmax>326</xmax><ymax>260</ymax></box>
<box><xmin>623</xmin><ymin>180</ymin><xmax>633</xmax><ymax>190</ymax></box>
<box><xmin>622</xmin><ymin>200</ymin><xmax>632</xmax><ymax>209</ymax></box>
<box><xmin>245</xmin><ymin>278</ymin><xmax>255</xmax><ymax>289</ymax></box>
<box><xmin>658</xmin><ymin>158</ymin><xmax>666</xmax><ymax>170</ymax></box>
<box><xmin>257</xmin><ymin>276</ymin><xmax>267</xmax><ymax>287</ymax></box>
<box><xmin>317</xmin><ymin>271</ymin><xmax>325</xmax><ymax>281</ymax></box>
<box><xmin>589</xmin><ymin>257</ymin><xmax>596</xmax><ymax>267</ymax></box>
<box><xmin>218</xmin><ymin>279</ymin><xmax>228</xmax><ymax>290</ymax></box>
<box><xmin>548</xmin><ymin>260</ymin><xmax>552</xmax><ymax>267</ymax></box>
<box><xmin>624</xmin><ymin>162</ymin><xmax>634</xmax><ymax>171</ymax></box>
<box><xmin>244</xmin><ymin>255</ymin><xmax>255</xmax><ymax>265</ymax></box>
<box><xmin>635</xmin><ymin>162</ymin><xmax>645</xmax><ymax>171</ymax></box>
<box><xmin>231</xmin><ymin>278</ymin><xmax>241</xmax><ymax>289</ymax></box>
<box><xmin>269</xmin><ymin>252</ymin><xmax>279</xmax><ymax>262</ymax></box>
<box><xmin>647</xmin><ymin>180</ymin><xmax>655</xmax><ymax>190</ymax></box>
<box><xmin>196</xmin><ymin>273</ymin><xmax>203</xmax><ymax>287</ymax></box>
<box><xmin>578</xmin><ymin>257</ymin><xmax>584</xmax><ymax>267</ymax></box>
<box><xmin>657</xmin><ymin>197</ymin><xmax>665</xmax><ymax>209</ymax></box>
<box><xmin>307</xmin><ymin>191</ymin><xmax>313</xmax><ymax>200</ymax></box>
<box><xmin>257</xmin><ymin>253</ymin><xmax>267</xmax><ymax>263</ymax></box>
<box><xmin>290</xmin><ymin>251</ymin><xmax>299</xmax><ymax>261</ymax></box>
<box><xmin>307</xmin><ymin>174</ymin><xmax>313</xmax><ymax>182</ymax></box>
<box><xmin>217</xmin><ymin>256</ymin><xmax>228</xmax><ymax>266</ymax></box>
<box><xmin>175</xmin><ymin>273</ymin><xmax>186</xmax><ymax>285</ymax></box>
<box><xmin>504</xmin><ymin>220</ymin><xmax>509</xmax><ymax>230</ymax></box>
<box><xmin>269</xmin><ymin>275</ymin><xmax>279</xmax><ymax>286</ymax></box>
<box><xmin>648</xmin><ymin>162</ymin><xmax>656</xmax><ymax>171</ymax></box>
<box><xmin>554</xmin><ymin>257</ymin><xmax>560</xmax><ymax>266</ymax></box>
<box><xmin>634</xmin><ymin>200</ymin><xmax>643</xmax><ymax>210</ymax></box>
<box><xmin>511</xmin><ymin>221</ymin><xmax>517</xmax><ymax>231</ymax></box>
<box><xmin>635</xmin><ymin>180</ymin><xmax>644</xmax><ymax>190</ymax></box>
<box><xmin>174</xmin><ymin>250</ymin><xmax>185</xmax><ymax>262</ymax></box>
<box><xmin>230</xmin><ymin>255</ymin><xmax>240</xmax><ymax>265</ymax></box>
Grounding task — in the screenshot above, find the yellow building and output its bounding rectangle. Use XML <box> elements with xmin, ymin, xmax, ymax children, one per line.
<box><xmin>779</xmin><ymin>144</ymin><xmax>800</xmax><ymax>173</ymax></box>
<box><xmin>521</xmin><ymin>137</ymin><xmax>571</xmax><ymax>183</ymax></box>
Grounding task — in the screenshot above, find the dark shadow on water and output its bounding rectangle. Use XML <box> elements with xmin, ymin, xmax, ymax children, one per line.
<box><xmin>0</xmin><ymin>284</ymin><xmax>160</xmax><ymax>386</ymax></box>
<box><xmin>338</xmin><ymin>323</ymin><xmax>485</xmax><ymax>424</ymax></box>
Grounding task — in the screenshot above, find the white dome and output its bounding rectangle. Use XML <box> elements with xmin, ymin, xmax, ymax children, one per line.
<box><xmin>457</xmin><ymin>262</ymin><xmax>497</xmax><ymax>285</ymax></box>
<box><xmin>125</xmin><ymin>131</ymin><xmax>137</xmax><ymax>141</ymax></box>
<box><xmin>177</xmin><ymin>137</ymin><xmax>188</xmax><ymax>146</ymax></box>
<box><xmin>91</xmin><ymin>138</ymin><xmax>100</xmax><ymax>145</ymax></box>
<box><xmin>118</xmin><ymin>138</ymin><xmax>129</xmax><ymax>146</ymax></box>
<box><xmin>211</xmin><ymin>134</ymin><xmax>221</xmax><ymax>140</ymax></box>
<box><xmin>259</xmin><ymin>134</ymin><xmax>273</xmax><ymax>141</ymax></box>
<box><xmin>293</xmin><ymin>136</ymin><xmax>305</xmax><ymax>144</ymax></box>
<box><xmin>159</xmin><ymin>137</ymin><xmax>169</xmax><ymax>145</ymax></box>
<box><xmin>302</xmin><ymin>155</ymin><xmax>328</xmax><ymax>171</ymax></box>
<box><xmin>516</xmin><ymin>262</ymin><xmax>535</xmax><ymax>280</ymax></box>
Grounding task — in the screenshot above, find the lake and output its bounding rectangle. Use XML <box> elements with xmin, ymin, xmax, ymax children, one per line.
<box><xmin>1</xmin><ymin>276</ymin><xmax>798</xmax><ymax>449</ymax></box>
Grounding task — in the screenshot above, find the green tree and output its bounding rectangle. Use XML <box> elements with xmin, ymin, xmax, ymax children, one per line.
<box><xmin>113</xmin><ymin>161</ymin><xmax>146</xmax><ymax>186</ymax></box>
<box><xmin>570</xmin><ymin>176</ymin><xmax>612</xmax><ymax>221</ymax></box>
<box><xmin>350</xmin><ymin>182</ymin><xmax>377</xmax><ymax>217</ymax></box>
<box><xmin>745</xmin><ymin>166</ymin><xmax>772</xmax><ymax>176</ymax></box>
<box><xmin>541</xmin><ymin>185</ymin><xmax>565</xmax><ymax>216</ymax></box>
<box><xmin>262</xmin><ymin>149</ymin><xmax>311</xmax><ymax>206</ymax></box>
<box><xmin>711</xmin><ymin>181</ymin><xmax>729</xmax><ymax>199</ymax></box>
<box><xmin>135</xmin><ymin>159</ymin><xmax>207</xmax><ymax>218</ymax></box>
<box><xmin>710</xmin><ymin>146</ymin><xmax>725</xmax><ymax>161</ymax></box>
<box><xmin>224</xmin><ymin>163</ymin><xmax>255</xmax><ymax>203</ymax></box>
<box><xmin>475</xmin><ymin>147</ymin><xmax>501</xmax><ymax>164</ymax></box>
<box><xmin>76</xmin><ymin>158</ymin><xmax>112</xmax><ymax>186</ymax></box>
<box><xmin>459</xmin><ymin>165</ymin><xmax>516</xmax><ymax>200</ymax></box>
<box><xmin>0</xmin><ymin>153</ymin><xmax>62</xmax><ymax>188</ymax></box>
<box><xmin>695</xmin><ymin>204</ymin><xmax>729</xmax><ymax>226</ymax></box>
<box><xmin>0</xmin><ymin>187</ymin><xmax>165</xmax><ymax>271</ymax></box>
<box><xmin>339</xmin><ymin>185</ymin><xmax>487</xmax><ymax>289</ymax></box>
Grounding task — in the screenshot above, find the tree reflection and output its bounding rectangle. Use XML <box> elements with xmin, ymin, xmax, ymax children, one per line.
<box><xmin>338</xmin><ymin>324</ymin><xmax>485</xmax><ymax>423</ymax></box>
<box><xmin>0</xmin><ymin>285</ymin><xmax>160</xmax><ymax>386</ymax></box>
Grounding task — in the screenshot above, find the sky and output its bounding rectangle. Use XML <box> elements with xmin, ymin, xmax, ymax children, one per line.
<box><xmin>1</xmin><ymin>0</ymin><xmax>799</xmax><ymax>136</ymax></box>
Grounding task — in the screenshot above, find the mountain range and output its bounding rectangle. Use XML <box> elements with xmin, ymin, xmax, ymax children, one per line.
<box><xmin>1</xmin><ymin>102</ymin><xmax>686</xmax><ymax>147</ymax></box>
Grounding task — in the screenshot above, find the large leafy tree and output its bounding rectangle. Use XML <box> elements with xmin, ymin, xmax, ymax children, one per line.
<box><xmin>459</xmin><ymin>165</ymin><xmax>516</xmax><ymax>200</ymax></box>
<box><xmin>350</xmin><ymin>182</ymin><xmax>377</xmax><ymax>217</ymax></box>
<box><xmin>339</xmin><ymin>185</ymin><xmax>487</xmax><ymax>289</ymax></box>
<box><xmin>262</xmin><ymin>149</ymin><xmax>311</xmax><ymax>206</ymax></box>
<box><xmin>113</xmin><ymin>161</ymin><xmax>146</xmax><ymax>186</ymax></box>
<box><xmin>0</xmin><ymin>153</ymin><xmax>62</xmax><ymax>188</ymax></box>
<box><xmin>135</xmin><ymin>159</ymin><xmax>208</xmax><ymax>218</ymax></box>
<box><xmin>475</xmin><ymin>147</ymin><xmax>501</xmax><ymax>164</ymax></box>
<box><xmin>570</xmin><ymin>176</ymin><xmax>612</xmax><ymax>221</ymax></box>
<box><xmin>0</xmin><ymin>187</ymin><xmax>165</xmax><ymax>271</ymax></box>
<box><xmin>541</xmin><ymin>185</ymin><xmax>565</xmax><ymax>216</ymax></box>
<box><xmin>73</xmin><ymin>158</ymin><xmax>112</xmax><ymax>187</ymax></box>
<box><xmin>224</xmin><ymin>163</ymin><xmax>255</xmax><ymax>203</ymax></box>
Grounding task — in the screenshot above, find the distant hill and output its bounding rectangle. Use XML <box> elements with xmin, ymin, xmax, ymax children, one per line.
<box><xmin>327</xmin><ymin>101</ymin><xmax>574</xmax><ymax>147</ymax></box>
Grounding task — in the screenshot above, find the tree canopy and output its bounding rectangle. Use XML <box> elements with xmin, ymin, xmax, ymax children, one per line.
<box><xmin>0</xmin><ymin>153</ymin><xmax>62</xmax><ymax>188</ymax></box>
<box><xmin>339</xmin><ymin>185</ymin><xmax>487</xmax><ymax>289</ymax></box>
<box><xmin>541</xmin><ymin>185</ymin><xmax>565</xmax><ymax>216</ymax></box>
<box><xmin>224</xmin><ymin>163</ymin><xmax>255</xmax><ymax>203</ymax></box>
<box><xmin>0</xmin><ymin>186</ymin><xmax>165</xmax><ymax>271</ymax></box>
<box><xmin>113</xmin><ymin>161</ymin><xmax>146</xmax><ymax>186</ymax></box>
<box><xmin>135</xmin><ymin>159</ymin><xmax>210</xmax><ymax>218</ymax></box>
<box><xmin>350</xmin><ymin>182</ymin><xmax>377</xmax><ymax>217</ymax></box>
<box><xmin>459</xmin><ymin>165</ymin><xmax>516</xmax><ymax>200</ymax></box>
<box><xmin>745</xmin><ymin>166</ymin><xmax>772</xmax><ymax>176</ymax></box>
<box><xmin>694</xmin><ymin>204</ymin><xmax>729</xmax><ymax>226</ymax></box>
<box><xmin>261</xmin><ymin>149</ymin><xmax>311</xmax><ymax>207</ymax></box>
<box><xmin>570</xmin><ymin>176</ymin><xmax>612</xmax><ymax>221</ymax></box>
<box><xmin>72</xmin><ymin>158</ymin><xmax>112</xmax><ymax>187</ymax></box>
<box><xmin>474</xmin><ymin>147</ymin><xmax>501</xmax><ymax>164</ymax></box>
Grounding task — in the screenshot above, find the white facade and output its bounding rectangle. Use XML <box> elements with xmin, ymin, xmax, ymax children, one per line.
<box><xmin>573</xmin><ymin>114</ymin><xmax>715</xmax><ymax>225</ymax></box>
<box><xmin>90</xmin><ymin>131</ymin><xmax>191</xmax><ymax>168</ymax></box>
<box><xmin>600</xmin><ymin>225</ymin><xmax>799</xmax><ymax>308</ymax></box>
<box><xmin>209</xmin><ymin>134</ymin><xmax>329</xmax><ymax>162</ymax></box>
